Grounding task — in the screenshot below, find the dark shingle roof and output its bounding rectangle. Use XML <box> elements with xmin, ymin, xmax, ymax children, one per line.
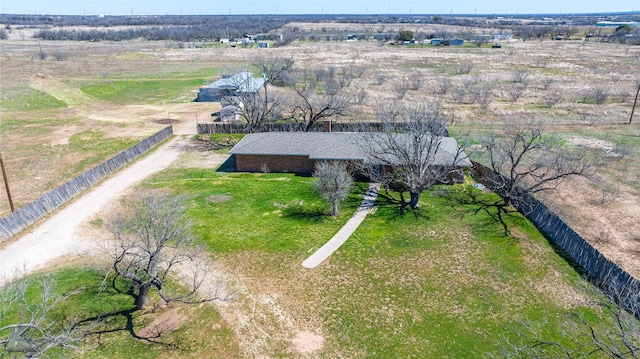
<box><xmin>229</xmin><ymin>132</ymin><xmax>472</xmax><ymax>167</ymax></box>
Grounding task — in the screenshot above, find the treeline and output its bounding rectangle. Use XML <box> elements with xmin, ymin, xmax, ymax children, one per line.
<box><xmin>34</xmin><ymin>26</ymin><xmax>227</xmax><ymax>42</ymax></box>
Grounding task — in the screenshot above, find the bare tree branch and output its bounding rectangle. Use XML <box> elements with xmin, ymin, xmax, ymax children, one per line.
<box><xmin>313</xmin><ymin>161</ymin><xmax>354</xmax><ymax>216</ymax></box>
<box><xmin>106</xmin><ymin>191</ymin><xmax>226</xmax><ymax>310</ymax></box>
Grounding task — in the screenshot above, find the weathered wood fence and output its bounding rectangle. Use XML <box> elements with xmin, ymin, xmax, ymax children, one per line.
<box><xmin>471</xmin><ymin>161</ymin><xmax>640</xmax><ymax>313</ymax></box>
<box><xmin>197</xmin><ymin>122</ymin><xmax>392</xmax><ymax>134</ymax></box>
<box><xmin>0</xmin><ymin>126</ymin><xmax>173</xmax><ymax>242</ymax></box>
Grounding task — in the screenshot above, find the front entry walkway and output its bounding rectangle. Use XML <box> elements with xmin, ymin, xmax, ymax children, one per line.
<box><xmin>302</xmin><ymin>183</ymin><xmax>380</xmax><ymax>269</ymax></box>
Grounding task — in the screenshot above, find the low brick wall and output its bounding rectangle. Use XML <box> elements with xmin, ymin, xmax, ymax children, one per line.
<box><xmin>0</xmin><ymin>126</ymin><xmax>173</xmax><ymax>242</ymax></box>
<box><xmin>470</xmin><ymin>161</ymin><xmax>640</xmax><ymax>313</ymax></box>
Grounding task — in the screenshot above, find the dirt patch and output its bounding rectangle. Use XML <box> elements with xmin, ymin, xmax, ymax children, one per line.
<box><xmin>152</xmin><ymin>118</ymin><xmax>180</xmax><ymax>125</ymax></box>
<box><xmin>208</xmin><ymin>194</ymin><xmax>233</xmax><ymax>203</ymax></box>
<box><xmin>50</xmin><ymin>125</ymin><xmax>81</xmax><ymax>146</ymax></box>
<box><xmin>291</xmin><ymin>330</ymin><xmax>324</xmax><ymax>355</ymax></box>
<box><xmin>568</xmin><ymin>136</ymin><xmax>616</xmax><ymax>152</ymax></box>
<box><xmin>137</xmin><ymin>306</ymin><xmax>188</xmax><ymax>340</ymax></box>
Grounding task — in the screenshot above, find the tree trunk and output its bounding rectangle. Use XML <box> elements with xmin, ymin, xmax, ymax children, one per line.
<box><xmin>330</xmin><ymin>199</ymin><xmax>340</xmax><ymax>217</ymax></box>
<box><xmin>134</xmin><ymin>284</ymin><xmax>151</xmax><ymax>310</ymax></box>
<box><xmin>409</xmin><ymin>192</ymin><xmax>421</xmax><ymax>208</ymax></box>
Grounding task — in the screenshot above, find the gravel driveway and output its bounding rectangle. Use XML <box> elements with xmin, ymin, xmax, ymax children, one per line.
<box><xmin>0</xmin><ymin>138</ymin><xmax>183</xmax><ymax>285</ymax></box>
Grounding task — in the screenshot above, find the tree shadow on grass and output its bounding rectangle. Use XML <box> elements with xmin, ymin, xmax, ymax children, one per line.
<box><xmin>281</xmin><ymin>203</ymin><xmax>327</xmax><ymax>222</ymax></box>
<box><xmin>439</xmin><ymin>186</ymin><xmax>520</xmax><ymax>239</ymax></box>
<box><xmin>71</xmin><ymin>275</ymin><xmax>188</xmax><ymax>351</ymax></box>
<box><xmin>373</xmin><ymin>188</ymin><xmax>428</xmax><ymax>220</ymax></box>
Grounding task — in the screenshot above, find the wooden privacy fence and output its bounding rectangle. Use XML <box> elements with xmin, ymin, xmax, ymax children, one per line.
<box><xmin>0</xmin><ymin>126</ymin><xmax>173</xmax><ymax>242</ymax></box>
<box><xmin>197</xmin><ymin>121</ymin><xmax>394</xmax><ymax>134</ymax></box>
<box><xmin>471</xmin><ymin>161</ymin><xmax>640</xmax><ymax>313</ymax></box>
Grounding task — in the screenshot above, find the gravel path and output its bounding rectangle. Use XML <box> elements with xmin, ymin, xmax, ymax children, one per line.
<box><xmin>0</xmin><ymin>138</ymin><xmax>183</xmax><ymax>285</ymax></box>
<box><xmin>302</xmin><ymin>183</ymin><xmax>380</xmax><ymax>269</ymax></box>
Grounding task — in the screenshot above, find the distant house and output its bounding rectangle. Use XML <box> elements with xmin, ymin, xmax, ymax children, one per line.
<box><xmin>229</xmin><ymin>132</ymin><xmax>471</xmax><ymax>181</ymax></box>
<box><xmin>444</xmin><ymin>38</ymin><xmax>464</xmax><ymax>46</ymax></box>
<box><xmin>347</xmin><ymin>34</ymin><xmax>366</xmax><ymax>41</ymax></box>
<box><xmin>596</xmin><ymin>21</ymin><xmax>639</xmax><ymax>27</ymax></box>
<box><xmin>197</xmin><ymin>71</ymin><xmax>265</xmax><ymax>102</ymax></box>
<box><xmin>257</xmin><ymin>41</ymin><xmax>269</xmax><ymax>48</ymax></box>
<box><xmin>492</xmin><ymin>31</ymin><xmax>513</xmax><ymax>41</ymax></box>
<box><xmin>374</xmin><ymin>33</ymin><xmax>392</xmax><ymax>41</ymax></box>
<box><xmin>430</xmin><ymin>38</ymin><xmax>443</xmax><ymax>45</ymax></box>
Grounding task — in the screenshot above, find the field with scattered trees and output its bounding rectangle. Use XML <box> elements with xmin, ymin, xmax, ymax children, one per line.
<box><xmin>0</xmin><ymin>13</ymin><xmax>639</xmax><ymax>358</ymax></box>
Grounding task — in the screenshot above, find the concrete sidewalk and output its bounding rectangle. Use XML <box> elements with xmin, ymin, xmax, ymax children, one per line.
<box><xmin>302</xmin><ymin>183</ymin><xmax>380</xmax><ymax>269</ymax></box>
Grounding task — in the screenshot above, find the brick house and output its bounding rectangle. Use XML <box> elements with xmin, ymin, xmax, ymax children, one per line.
<box><xmin>229</xmin><ymin>132</ymin><xmax>472</xmax><ymax>181</ymax></box>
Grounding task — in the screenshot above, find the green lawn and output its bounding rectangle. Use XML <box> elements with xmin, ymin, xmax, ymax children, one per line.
<box><xmin>0</xmin><ymin>267</ymin><xmax>240</xmax><ymax>359</ymax></box>
<box><xmin>139</xmin><ymin>169</ymin><xmax>605</xmax><ymax>358</ymax></box>
<box><xmin>77</xmin><ymin>78</ymin><xmax>208</xmax><ymax>104</ymax></box>
<box><xmin>1</xmin><ymin>170</ymin><xmax>614</xmax><ymax>358</ymax></box>
<box><xmin>0</xmin><ymin>86</ymin><xmax>68</xmax><ymax>111</ymax></box>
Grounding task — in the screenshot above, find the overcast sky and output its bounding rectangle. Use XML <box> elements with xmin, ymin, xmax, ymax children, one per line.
<box><xmin>1</xmin><ymin>0</ymin><xmax>638</xmax><ymax>16</ymax></box>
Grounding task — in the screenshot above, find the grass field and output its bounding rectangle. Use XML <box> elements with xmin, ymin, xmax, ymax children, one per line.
<box><xmin>0</xmin><ymin>153</ymin><xmax>626</xmax><ymax>358</ymax></box>
<box><xmin>76</xmin><ymin>78</ymin><xmax>209</xmax><ymax>105</ymax></box>
<box><xmin>121</xmin><ymin>170</ymin><xmax>603</xmax><ymax>357</ymax></box>
<box><xmin>0</xmin><ymin>22</ymin><xmax>639</xmax><ymax>358</ymax></box>
<box><xmin>0</xmin><ymin>86</ymin><xmax>68</xmax><ymax>111</ymax></box>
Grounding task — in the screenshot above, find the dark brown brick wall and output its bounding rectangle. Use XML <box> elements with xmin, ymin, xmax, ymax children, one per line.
<box><xmin>235</xmin><ymin>154</ymin><xmax>316</xmax><ymax>174</ymax></box>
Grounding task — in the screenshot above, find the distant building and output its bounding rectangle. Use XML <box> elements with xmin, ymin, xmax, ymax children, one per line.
<box><xmin>596</xmin><ymin>21</ymin><xmax>639</xmax><ymax>27</ymax></box>
<box><xmin>374</xmin><ymin>33</ymin><xmax>392</xmax><ymax>41</ymax></box>
<box><xmin>430</xmin><ymin>38</ymin><xmax>443</xmax><ymax>45</ymax></box>
<box><xmin>493</xmin><ymin>31</ymin><xmax>513</xmax><ymax>41</ymax></box>
<box><xmin>257</xmin><ymin>41</ymin><xmax>269</xmax><ymax>48</ymax></box>
<box><xmin>347</xmin><ymin>34</ymin><xmax>366</xmax><ymax>41</ymax></box>
<box><xmin>444</xmin><ymin>38</ymin><xmax>464</xmax><ymax>46</ymax></box>
<box><xmin>197</xmin><ymin>71</ymin><xmax>265</xmax><ymax>102</ymax></box>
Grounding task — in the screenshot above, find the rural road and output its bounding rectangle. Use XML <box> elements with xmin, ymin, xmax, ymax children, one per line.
<box><xmin>0</xmin><ymin>138</ymin><xmax>184</xmax><ymax>285</ymax></box>
<box><xmin>302</xmin><ymin>183</ymin><xmax>380</xmax><ymax>268</ymax></box>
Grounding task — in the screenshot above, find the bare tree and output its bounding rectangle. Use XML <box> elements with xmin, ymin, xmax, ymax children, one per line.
<box><xmin>499</xmin><ymin>285</ymin><xmax>640</xmax><ymax>358</ymax></box>
<box><xmin>107</xmin><ymin>192</ymin><xmax>216</xmax><ymax>310</ymax></box>
<box><xmin>409</xmin><ymin>71</ymin><xmax>422</xmax><ymax>91</ymax></box>
<box><xmin>375</xmin><ymin>73</ymin><xmax>387</xmax><ymax>86</ymax></box>
<box><xmin>393</xmin><ymin>80</ymin><xmax>410</xmax><ymax>100</ymax></box>
<box><xmin>288</xmin><ymin>72</ymin><xmax>352</xmax><ymax>131</ymax></box>
<box><xmin>504</xmin><ymin>83</ymin><xmax>527</xmax><ymax>102</ymax></box>
<box><xmin>511</xmin><ymin>69</ymin><xmax>530</xmax><ymax>85</ymax></box>
<box><xmin>0</xmin><ymin>271</ymin><xmax>90</xmax><ymax>356</ymax></box>
<box><xmin>540</xmin><ymin>77</ymin><xmax>554</xmax><ymax>90</ymax></box>
<box><xmin>222</xmin><ymin>71</ymin><xmax>283</xmax><ymax>132</ymax></box>
<box><xmin>542</xmin><ymin>92</ymin><xmax>564</xmax><ymax>108</ymax></box>
<box><xmin>453</xmin><ymin>62</ymin><xmax>473</xmax><ymax>75</ymax></box>
<box><xmin>436</xmin><ymin>77</ymin><xmax>451</xmax><ymax>96</ymax></box>
<box><xmin>480</xmin><ymin>119</ymin><xmax>594</xmax><ymax>210</ymax></box>
<box><xmin>358</xmin><ymin>103</ymin><xmax>469</xmax><ymax>209</ymax></box>
<box><xmin>313</xmin><ymin>161</ymin><xmax>354</xmax><ymax>216</ymax></box>
<box><xmin>253</xmin><ymin>56</ymin><xmax>294</xmax><ymax>87</ymax></box>
<box><xmin>355</xmin><ymin>87</ymin><xmax>367</xmax><ymax>105</ymax></box>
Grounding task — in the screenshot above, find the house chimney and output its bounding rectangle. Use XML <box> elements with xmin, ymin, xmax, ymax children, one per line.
<box><xmin>323</xmin><ymin>119</ymin><xmax>332</xmax><ymax>132</ymax></box>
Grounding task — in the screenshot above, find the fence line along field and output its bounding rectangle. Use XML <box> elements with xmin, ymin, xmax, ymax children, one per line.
<box><xmin>0</xmin><ymin>15</ymin><xmax>639</xmax><ymax>358</ymax></box>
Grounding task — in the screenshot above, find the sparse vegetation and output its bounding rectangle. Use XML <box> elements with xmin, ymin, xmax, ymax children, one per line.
<box><xmin>1</xmin><ymin>13</ymin><xmax>640</xmax><ymax>358</ymax></box>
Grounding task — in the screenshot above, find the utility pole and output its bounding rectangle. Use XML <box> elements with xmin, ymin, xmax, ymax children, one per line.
<box><xmin>630</xmin><ymin>80</ymin><xmax>640</xmax><ymax>124</ymax></box>
<box><xmin>0</xmin><ymin>152</ymin><xmax>15</xmax><ymax>212</ymax></box>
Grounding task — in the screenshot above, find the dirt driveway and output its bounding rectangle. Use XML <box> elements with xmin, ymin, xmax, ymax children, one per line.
<box><xmin>0</xmin><ymin>138</ymin><xmax>185</xmax><ymax>284</ymax></box>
